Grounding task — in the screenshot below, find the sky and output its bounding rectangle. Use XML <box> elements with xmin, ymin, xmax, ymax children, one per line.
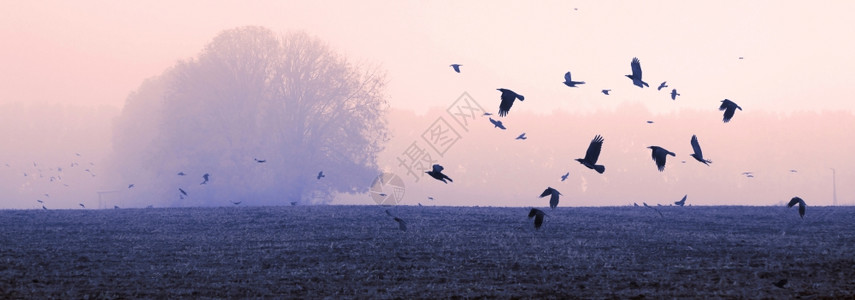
<box><xmin>1</xmin><ymin>1</ymin><xmax>854</xmax><ymax>208</ymax></box>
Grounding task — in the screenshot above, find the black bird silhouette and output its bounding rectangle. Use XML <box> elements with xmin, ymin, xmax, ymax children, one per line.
<box><xmin>79</xmin><ymin>203</ymin><xmax>85</xmax><ymax>208</ymax></box>
<box><xmin>648</xmin><ymin>146</ymin><xmax>675</xmax><ymax>171</ymax></box>
<box><xmin>646</xmin><ymin>120</ymin><xmax>654</xmax><ymax>124</ymax></box>
<box><xmin>496</xmin><ymin>88</ymin><xmax>524</xmax><ymax>117</ymax></box>
<box><xmin>690</xmin><ymin>135</ymin><xmax>712</xmax><ymax>166</ymax></box>
<box><xmin>482</xmin><ymin>112</ymin><xmax>493</xmax><ymax>116</ymax></box>
<box><xmin>671</xmin><ymin>89</ymin><xmax>680</xmax><ymax>100</ymax></box>
<box><xmin>626</xmin><ymin>57</ymin><xmax>649</xmax><ymax>88</ymax></box>
<box><xmin>231</xmin><ymin>200</ymin><xmax>242</xmax><ymax>205</ymax></box>
<box><xmin>575</xmin><ymin>135</ymin><xmax>605</xmax><ymax>174</ymax></box>
<box><xmin>42</xmin><ymin>205</ymin><xmax>47</xmax><ymax>210</ymax></box>
<box><xmin>560</xmin><ymin>172</ymin><xmax>569</xmax><ymax>181</ymax></box>
<box><xmin>450</xmin><ymin>64</ymin><xmax>462</xmax><ymax>73</ymax></box>
<box><xmin>200</xmin><ymin>173</ymin><xmax>209</xmax><ymax>185</ymax></box>
<box><xmin>393</xmin><ymin>217</ymin><xmax>407</xmax><ymax>231</ymax></box>
<box><xmin>36</xmin><ymin>199</ymin><xmax>43</xmax><ymax>203</ymax></box>
<box><xmin>675</xmin><ymin>195</ymin><xmax>687</xmax><ymax>206</ymax></box>
<box><xmin>787</xmin><ymin>197</ymin><xmax>806</xmax><ymax>219</ymax></box>
<box><xmin>179</xmin><ymin>188</ymin><xmax>188</xmax><ymax>197</ymax></box>
<box><xmin>643</xmin><ymin>202</ymin><xmax>664</xmax><ymax>217</ymax></box>
<box><xmin>114</xmin><ymin>205</ymin><xmax>120</xmax><ymax>209</ymax></box>
<box><xmin>516</xmin><ymin>133</ymin><xmax>527</xmax><ymax>140</ymax></box>
<box><xmin>789</xmin><ymin>169</ymin><xmax>798</xmax><ymax>173</ymax></box>
<box><xmin>254</xmin><ymin>158</ymin><xmax>266</xmax><ymax>163</ymax></box>
<box><xmin>426</xmin><ymin>164</ymin><xmax>453</xmax><ymax>183</ymax></box>
<box><xmin>773</xmin><ymin>279</ymin><xmax>788</xmax><ymax>288</ymax></box>
<box><xmin>317</xmin><ymin>171</ymin><xmax>325</xmax><ymax>180</ymax></box>
<box><xmin>385</xmin><ymin>210</ymin><xmax>407</xmax><ymax>231</ymax></box>
<box><xmin>657</xmin><ymin>81</ymin><xmax>668</xmax><ymax>91</ymax></box>
<box><xmin>528</xmin><ymin>208</ymin><xmax>546</xmax><ymax>229</ymax></box>
<box><xmin>489</xmin><ymin>117</ymin><xmax>507</xmax><ymax>130</ymax></box>
<box><xmin>128</xmin><ymin>184</ymin><xmax>135</xmax><ymax>189</ymax></box>
<box><xmin>177</xmin><ymin>172</ymin><xmax>186</xmax><ymax>176</ymax></box>
<box><xmin>428</xmin><ymin>196</ymin><xmax>435</xmax><ymax>201</ymax></box>
<box><xmin>602</xmin><ymin>89</ymin><xmax>611</xmax><ymax>95</ymax></box>
<box><xmin>562</xmin><ymin>72</ymin><xmax>585</xmax><ymax>87</ymax></box>
<box><xmin>540</xmin><ymin>187</ymin><xmax>562</xmax><ymax>209</ymax></box>
<box><xmin>290</xmin><ymin>201</ymin><xmax>298</xmax><ymax>206</ymax></box>
<box><xmin>719</xmin><ymin>99</ymin><xmax>742</xmax><ymax>123</ymax></box>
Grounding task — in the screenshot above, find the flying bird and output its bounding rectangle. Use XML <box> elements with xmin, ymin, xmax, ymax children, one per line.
<box><xmin>128</xmin><ymin>184</ymin><xmax>135</xmax><ymax>189</ymax></box>
<box><xmin>179</xmin><ymin>188</ymin><xmax>188</xmax><ymax>197</ymax></box>
<box><xmin>291</xmin><ymin>201</ymin><xmax>298</xmax><ymax>206</ymax></box>
<box><xmin>657</xmin><ymin>81</ymin><xmax>668</xmax><ymax>91</ymax></box>
<box><xmin>601</xmin><ymin>89</ymin><xmax>611</xmax><ymax>95</ymax></box>
<box><xmin>426</xmin><ymin>164</ymin><xmax>453</xmax><ymax>183</ymax></box>
<box><xmin>428</xmin><ymin>196</ymin><xmax>435</xmax><ymax>201</ymax></box>
<box><xmin>787</xmin><ymin>197</ymin><xmax>806</xmax><ymax>219</ymax></box>
<box><xmin>385</xmin><ymin>210</ymin><xmax>407</xmax><ymax>231</ymax></box>
<box><xmin>114</xmin><ymin>205</ymin><xmax>120</xmax><ymax>209</ymax></box>
<box><xmin>646</xmin><ymin>120</ymin><xmax>654</xmax><ymax>124</ymax></box>
<box><xmin>675</xmin><ymin>195</ymin><xmax>687</xmax><ymax>206</ymax></box>
<box><xmin>36</xmin><ymin>199</ymin><xmax>43</xmax><ymax>203</ymax></box>
<box><xmin>516</xmin><ymin>133</ymin><xmax>527</xmax><ymax>140</ymax></box>
<box><xmin>690</xmin><ymin>135</ymin><xmax>712</xmax><ymax>166</ymax></box>
<box><xmin>528</xmin><ymin>208</ymin><xmax>546</xmax><ymax>230</ymax></box>
<box><xmin>450</xmin><ymin>64</ymin><xmax>462</xmax><ymax>73</ymax></box>
<box><xmin>482</xmin><ymin>112</ymin><xmax>493</xmax><ymax>116</ymax></box>
<box><xmin>254</xmin><ymin>158</ymin><xmax>266</xmax><ymax>163</ymax></box>
<box><xmin>200</xmin><ymin>173</ymin><xmax>210</xmax><ymax>185</ymax></box>
<box><xmin>625</xmin><ymin>57</ymin><xmax>649</xmax><ymax>88</ymax></box>
<box><xmin>719</xmin><ymin>99</ymin><xmax>742</xmax><ymax>123</ymax></box>
<box><xmin>648</xmin><ymin>146</ymin><xmax>675</xmax><ymax>171</ymax></box>
<box><xmin>393</xmin><ymin>217</ymin><xmax>407</xmax><ymax>231</ymax></box>
<box><xmin>575</xmin><ymin>135</ymin><xmax>605</xmax><ymax>174</ymax></box>
<box><xmin>560</xmin><ymin>172</ymin><xmax>569</xmax><ymax>181</ymax></box>
<box><xmin>42</xmin><ymin>205</ymin><xmax>47</xmax><ymax>210</ymax></box>
<box><xmin>562</xmin><ymin>72</ymin><xmax>586</xmax><ymax>87</ymax></box>
<box><xmin>539</xmin><ymin>187</ymin><xmax>562</xmax><ymax>209</ymax></box>
<box><xmin>177</xmin><ymin>172</ymin><xmax>186</xmax><ymax>176</ymax></box>
<box><xmin>496</xmin><ymin>88</ymin><xmax>524</xmax><ymax>117</ymax></box>
<box><xmin>670</xmin><ymin>89</ymin><xmax>680</xmax><ymax>100</ymax></box>
<box><xmin>489</xmin><ymin>118</ymin><xmax>507</xmax><ymax>130</ymax></box>
<box><xmin>317</xmin><ymin>171</ymin><xmax>325</xmax><ymax>180</ymax></box>
<box><xmin>231</xmin><ymin>200</ymin><xmax>242</xmax><ymax>205</ymax></box>
<box><xmin>79</xmin><ymin>203</ymin><xmax>85</xmax><ymax>208</ymax></box>
<box><xmin>789</xmin><ymin>169</ymin><xmax>798</xmax><ymax>173</ymax></box>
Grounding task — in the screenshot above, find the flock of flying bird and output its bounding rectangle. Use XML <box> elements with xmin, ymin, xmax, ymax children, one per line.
<box><xmin>12</xmin><ymin>154</ymin><xmax>327</xmax><ymax>209</ymax></box>
<box><xmin>409</xmin><ymin>57</ymin><xmax>807</xmax><ymax>231</ymax></box>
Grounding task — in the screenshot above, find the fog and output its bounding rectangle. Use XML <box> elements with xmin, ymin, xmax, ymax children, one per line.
<box><xmin>1</xmin><ymin>2</ymin><xmax>854</xmax><ymax>208</ymax></box>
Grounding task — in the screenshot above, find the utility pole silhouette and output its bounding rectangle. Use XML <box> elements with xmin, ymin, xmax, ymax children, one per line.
<box><xmin>830</xmin><ymin>168</ymin><xmax>837</xmax><ymax>206</ymax></box>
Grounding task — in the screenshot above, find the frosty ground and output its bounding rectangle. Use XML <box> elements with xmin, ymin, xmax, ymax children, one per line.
<box><xmin>0</xmin><ymin>205</ymin><xmax>852</xmax><ymax>298</ymax></box>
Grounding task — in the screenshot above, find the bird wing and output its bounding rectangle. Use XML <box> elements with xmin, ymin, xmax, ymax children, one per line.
<box><xmin>432</xmin><ymin>164</ymin><xmax>444</xmax><ymax>173</ymax></box>
<box><xmin>564</xmin><ymin>72</ymin><xmax>572</xmax><ymax>82</ymax></box>
<box><xmin>723</xmin><ymin>107</ymin><xmax>736</xmax><ymax>122</ymax></box>
<box><xmin>534</xmin><ymin>214</ymin><xmax>544</xmax><ymax>229</ymax></box>
<box><xmin>691</xmin><ymin>135</ymin><xmax>703</xmax><ymax>157</ymax></box>
<box><xmin>583</xmin><ymin>135</ymin><xmax>604</xmax><ymax>164</ymax></box>
<box><xmin>787</xmin><ymin>197</ymin><xmax>802</xmax><ymax>208</ymax></box>
<box><xmin>539</xmin><ymin>188</ymin><xmax>553</xmax><ymax>198</ymax></box>
<box><xmin>631</xmin><ymin>57</ymin><xmax>643</xmax><ymax>79</ymax></box>
<box><xmin>489</xmin><ymin>118</ymin><xmax>498</xmax><ymax>126</ymax></box>
<box><xmin>528</xmin><ymin>208</ymin><xmax>540</xmax><ymax>218</ymax></box>
<box><xmin>517</xmin><ymin>133</ymin><xmax>525</xmax><ymax>139</ymax></box>
<box><xmin>498</xmin><ymin>93</ymin><xmax>514</xmax><ymax>116</ymax></box>
<box><xmin>719</xmin><ymin>100</ymin><xmax>732</xmax><ymax>111</ymax></box>
<box><xmin>652</xmin><ymin>148</ymin><xmax>667</xmax><ymax>171</ymax></box>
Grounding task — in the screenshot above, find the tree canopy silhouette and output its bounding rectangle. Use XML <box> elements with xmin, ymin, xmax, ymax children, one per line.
<box><xmin>111</xmin><ymin>26</ymin><xmax>389</xmax><ymax>206</ymax></box>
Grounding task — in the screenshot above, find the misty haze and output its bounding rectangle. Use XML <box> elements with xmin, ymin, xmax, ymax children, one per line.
<box><xmin>1</xmin><ymin>1</ymin><xmax>854</xmax><ymax>298</ymax></box>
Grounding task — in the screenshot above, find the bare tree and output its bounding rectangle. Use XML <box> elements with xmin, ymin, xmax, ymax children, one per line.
<box><xmin>112</xmin><ymin>26</ymin><xmax>388</xmax><ymax>206</ymax></box>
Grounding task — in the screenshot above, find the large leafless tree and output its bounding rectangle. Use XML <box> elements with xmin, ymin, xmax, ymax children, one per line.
<box><xmin>112</xmin><ymin>26</ymin><xmax>388</xmax><ymax>206</ymax></box>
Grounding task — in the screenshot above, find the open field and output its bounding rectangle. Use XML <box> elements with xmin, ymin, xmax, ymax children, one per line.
<box><xmin>0</xmin><ymin>205</ymin><xmax>853</xmax><ymax>298</ymax></box>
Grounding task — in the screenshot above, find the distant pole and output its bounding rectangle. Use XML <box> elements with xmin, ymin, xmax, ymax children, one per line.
<box><xmin>832</xmin><ymin>168</ymin><xmax>838</xmax><ymax>206</ymax></box>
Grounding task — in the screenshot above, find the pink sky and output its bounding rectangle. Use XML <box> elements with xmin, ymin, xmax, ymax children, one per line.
<box><xmin>2</xmin><ymin>1</ymin><xmax>854</xmax><ymax>114</ymax></box>
<box><xmin>1</xmin><ymin>1</ymin><xmax>853</xmax><ymax>208</ymax></box>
